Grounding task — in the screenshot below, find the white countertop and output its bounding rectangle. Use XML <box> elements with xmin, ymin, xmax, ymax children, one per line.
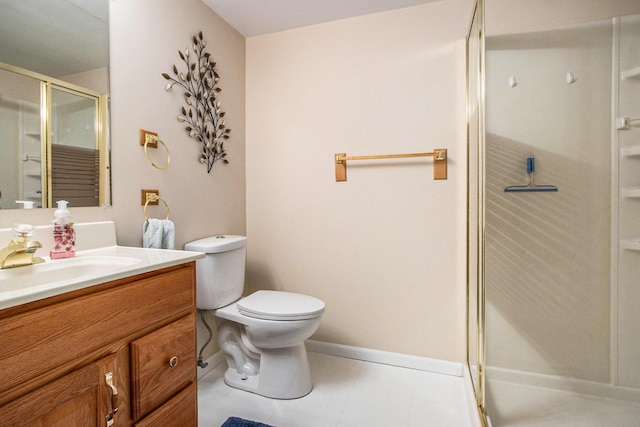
<box><xmin>0</xmin><ymin>245</ymin><xmax>204</xmax><ymax>310</ymax></box>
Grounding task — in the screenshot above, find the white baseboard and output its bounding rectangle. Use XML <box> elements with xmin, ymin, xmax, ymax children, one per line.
<box><xmin>200</xmin><ymin>340</ymin><xmax>464</xmax><ymax>378</ymax></box>
<box><xmin>487</xmin><ymin>366</ymin><xmax>640</xmax><ymax>403</ymax></box>
<box><xmin>462</xmin><ymin>364</ymin><xmax>484</xmax><ymax>427</ymax></box>
<box><xmin>486</xmin><ymin>414</ymin><xmax>493</xmax><ymax>427</ymax></box>
<box><xmin>305</xmin><ymin>340</ymin><xmax>463</xmax><ymax>377</ymax></box>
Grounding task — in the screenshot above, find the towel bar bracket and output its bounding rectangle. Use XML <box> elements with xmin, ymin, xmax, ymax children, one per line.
<box><xmin>335</xmin><ymin>153</ymin><xmax>347</xmax><ymax>181</ymax></box>
<box><xmin>139</xmin><ymin>129</ymin><xmax>158</xmax><ymax>149</ymax></box>
<box><xmin>334</xmin><ymin>148</ymin><xmax>447</xmax><ymax>182</ymax></box>
<box><xmin>141</xmin><ymin>189</ymin><xmax>159</xmax><ymax>205</ymax></box>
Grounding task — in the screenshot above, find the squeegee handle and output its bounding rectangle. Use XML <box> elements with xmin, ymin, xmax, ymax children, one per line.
<box><xmin>526</xmin><ymin>157</ymin><xmax>535</xmax><ymax>174</ymax></box>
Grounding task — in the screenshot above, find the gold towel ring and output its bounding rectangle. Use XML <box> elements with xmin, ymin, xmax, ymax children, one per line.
<box><xmin>144</xmin><ymin>138</ymin><xmax>171</xmax><ymax>170</ymax></box>
<box><xmin>144</xmin><ymin>195</ymin><xmax>170</xmax><ymax>222</ymax></box>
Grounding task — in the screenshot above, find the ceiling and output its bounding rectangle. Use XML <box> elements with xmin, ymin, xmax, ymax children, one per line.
<box><xmin>202</xmin><ymin>0</ymin><xmax>443</xmax><ymax>37</ymax></box>
<box><xmin>0</xmin><ymin>0</ymin><xmax>108</xmax><ymax>78</ymax></box>
<box><xmin>0</xmin><ymin>0</ymin><xmax>440</xmax><ymax>79</ymax></box>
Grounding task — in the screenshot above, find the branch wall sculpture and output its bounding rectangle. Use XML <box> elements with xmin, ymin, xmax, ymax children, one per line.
<box><xmin>163</xmin><ymin>31</ymin><xmax>231</xmax><ymax>173</ymax></box>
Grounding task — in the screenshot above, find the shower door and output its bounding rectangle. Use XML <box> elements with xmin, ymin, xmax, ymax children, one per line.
<box><xmin>466</xmin><ymin>0</ymin><xmax>485</xmax><ymax>419</ymax></box>
<box><xmin>479</xmin><ymin>5</ymin><xmax>640</xmax><ymax>426</ymax></box>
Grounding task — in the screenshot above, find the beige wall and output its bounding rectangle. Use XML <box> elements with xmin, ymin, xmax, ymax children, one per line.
<box><xmin>0</xmin><ymin>0</ymin><xmax>246</xmax><ymax>247</ymax></box>
<box><xmin>109</xmin><ymin>0</ymin><xmax>246</xmax><ymax>249</ymax></box>
<box><xmin>1</xmin><ymin>0</ymin><xmax>473</xmax><ymax>364</ymax></box>
<box><xmin>245</xmin><ymin>1</ymin><xmax>471</xmax><ymax>362</ymax></box>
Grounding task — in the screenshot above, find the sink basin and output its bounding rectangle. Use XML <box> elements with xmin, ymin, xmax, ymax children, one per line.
<box><xmin>0</xmin><ymin>256</ymin><xmax>141</xmax><ymax>292</ymax></box>
<box><xmin>0</xmin><ymin>240</ymin><xmax>204</xmax><ymax>311</ymax></box>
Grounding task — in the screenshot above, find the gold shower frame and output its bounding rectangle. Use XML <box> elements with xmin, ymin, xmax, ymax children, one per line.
<box><xmin>466</xmin><ymin>0</ymin><xmax>487</xmax><ymax>425</ymax></box>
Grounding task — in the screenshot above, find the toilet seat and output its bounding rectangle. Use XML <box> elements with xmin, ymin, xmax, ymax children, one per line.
<box><xmin>237</xmin><ymin>290</ymin><xmax>325</xmax><ymax>321</ymax></box>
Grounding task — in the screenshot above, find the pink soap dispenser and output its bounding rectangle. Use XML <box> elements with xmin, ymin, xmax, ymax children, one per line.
<box><xmin>50</xmin><ymin>200</ymin><xmax>76</xmax><ymax>259</ymax></box>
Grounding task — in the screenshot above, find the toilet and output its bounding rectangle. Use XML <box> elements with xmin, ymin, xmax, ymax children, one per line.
<box><xmin>184</xmin><ymin>235</ymin><xmax>325</xmax><ymax>399</ymax></box>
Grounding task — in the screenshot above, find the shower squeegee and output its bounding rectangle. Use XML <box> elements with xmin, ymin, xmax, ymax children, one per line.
<box><xmin>504</xmin><ymin>156</ymin><xmax>558</xmax><ymax>192</ymax></box>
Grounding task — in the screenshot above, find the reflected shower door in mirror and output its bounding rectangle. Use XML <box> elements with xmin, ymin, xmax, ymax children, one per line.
<box><xmin>0</xmin><ymin>65</ymin><xmax>109</xmax><ymax>208</ymax></box>
<box><xmin>50</xmin><ymin>86</ymin><xmax>101</xmax><ymax>207</ymax></box>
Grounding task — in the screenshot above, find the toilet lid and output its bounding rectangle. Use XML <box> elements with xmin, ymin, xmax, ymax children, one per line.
<box><xmin>237</xmin><ymin>291</ymin><xmax>325</xmax><ymax>321</ymax></box>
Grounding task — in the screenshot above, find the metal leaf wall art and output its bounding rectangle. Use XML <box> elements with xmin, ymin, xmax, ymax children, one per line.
<box><xmin>162</xmin><ymin>31</ymin><xmax>231</xmax><ymax>173</ymax></box>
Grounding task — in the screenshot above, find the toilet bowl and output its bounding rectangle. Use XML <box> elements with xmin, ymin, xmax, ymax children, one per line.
<box><xmin>216</xmin><ymin>291</ymin><xmax>324</xmax><ymax>398</ymax></box>
<box><xmin>184</xmin><ymin>236</ymin><xmax>325</xmax><ymax>399</ymax></box>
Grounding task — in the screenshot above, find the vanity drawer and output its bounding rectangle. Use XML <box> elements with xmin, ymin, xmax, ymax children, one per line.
<box><xmin>133</xmin><ymin>382</ymin><xmax>197</xmax><ymax>427</ymax></box>
<box><xmin>131</xmin><ymin>313</ymin><xmax>196</xmax><ymax>421</ymax></box>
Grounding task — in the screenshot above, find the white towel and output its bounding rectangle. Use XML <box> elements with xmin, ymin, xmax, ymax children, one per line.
<box><xmin>143</xmin><ymin>219</ymin><xmax>175</xmax><ymax>249</ymax></box>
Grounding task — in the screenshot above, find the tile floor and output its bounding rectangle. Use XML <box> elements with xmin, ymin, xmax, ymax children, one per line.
<box><xmin>198</xmin><ymin>351</ymin><xmax>473</xmax><ymax>427</ymax></box>
<box><xmin>486</xmin><ymin>379</ymin><xmax>640</xmax><ymax>427</ymax></box>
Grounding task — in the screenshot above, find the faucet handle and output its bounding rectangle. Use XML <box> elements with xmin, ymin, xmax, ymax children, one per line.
<box><xmin>13</xmin><ymin>224</ymin><xmax>36</xmax><ymax>239</ymax></box>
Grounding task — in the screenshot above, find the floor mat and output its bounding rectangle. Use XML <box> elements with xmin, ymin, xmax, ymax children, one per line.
<box><xmin>220</xmin><ymin>416</ymin><xmax>275</xmax><ymax>427</ymax></box>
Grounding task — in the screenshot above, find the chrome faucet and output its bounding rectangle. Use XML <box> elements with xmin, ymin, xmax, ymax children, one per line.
<box><xmin>0</xmin><ymin>224</ymin><xmax>45</xmax><ymax>269</ymax></box>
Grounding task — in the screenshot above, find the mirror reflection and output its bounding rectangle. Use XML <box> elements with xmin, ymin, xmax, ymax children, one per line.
<box><xmin>0</xmin><ymin>0</ymin><xmax>109</xmax><ymax>209</ymax></box>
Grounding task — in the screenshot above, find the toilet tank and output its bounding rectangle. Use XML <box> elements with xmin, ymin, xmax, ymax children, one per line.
<box><xmin>184</xmin><ymin>235</ymin><xmax>247</xmax><ymax>310</ymax></box>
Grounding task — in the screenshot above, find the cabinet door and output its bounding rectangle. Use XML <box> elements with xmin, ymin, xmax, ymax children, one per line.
<box><xmin>131</xmin><ymin>314</ymin><xmax>196</xmax><ymax>421</ymax></box>
<box><xmin>133</xmin><ymin>383</ymin><xmax>197</xmax><ymax>427</ymax></box>
<box><xmin>0</xmin><ymin>354</ymin><xmax>118</xmax><ymax>427</ymax></box>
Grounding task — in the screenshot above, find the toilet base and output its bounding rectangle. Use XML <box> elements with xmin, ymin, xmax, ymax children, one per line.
<box><xmin>223</xmin><ymin>342</ymin><xmax>313</xmax><ymax>399</ymax></box>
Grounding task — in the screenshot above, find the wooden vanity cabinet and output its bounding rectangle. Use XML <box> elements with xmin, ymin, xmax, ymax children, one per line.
<box><xmin>0</xmin><ymin>353</ymin><xmax>118</xmax><ymax>426</ymax></box>
<box><xmin>0</xmin><ymin>262</ymin><xmax>198</xmax><ymax>427</ymax></box>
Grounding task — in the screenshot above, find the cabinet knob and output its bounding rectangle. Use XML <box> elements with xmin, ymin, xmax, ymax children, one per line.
<box><xmin>168</xmin><ymin>356</ymin><xmax>179</xmax><ymax>367</ymax></box>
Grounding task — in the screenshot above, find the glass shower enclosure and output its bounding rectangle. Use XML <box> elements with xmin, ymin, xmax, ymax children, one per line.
<box><xmin>468</xmin><ymin>2</ymin><xmax>640</xmax><ymax>425</ymax></box>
